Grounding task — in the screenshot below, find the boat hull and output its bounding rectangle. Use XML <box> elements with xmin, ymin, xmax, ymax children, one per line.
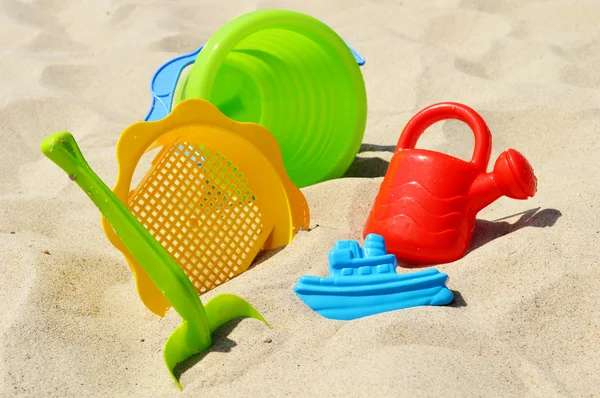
<box><xmin>294</xmin><ymin>269</ymin><xmax>453</xmax><ymax>320</ymax></box>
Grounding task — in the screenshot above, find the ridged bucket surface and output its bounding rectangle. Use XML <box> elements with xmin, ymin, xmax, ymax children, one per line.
<box><xmin>176</xmin><ymin>9</ymin><xmax>368</xmax><ymax>188</ymax></box>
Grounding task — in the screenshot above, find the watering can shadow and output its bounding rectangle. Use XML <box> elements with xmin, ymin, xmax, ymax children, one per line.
<box><xmin>342</xmin><ymin>143</ymin><xmax>395</xmax><ymax>179</ymax></box>
<box><xmin>363</xmin><ymin>102</ymin><xmax>539</xmax><ymax>266</ymax></box>
<box><xmin>468</xmin><ymin>207</ymin><xmax>562</xmax><ymax>253</ymax></box>
<box><xmin>343</xmin><ymin>157</ymin><xmax>390</xmax><ymax>179</ymax></box>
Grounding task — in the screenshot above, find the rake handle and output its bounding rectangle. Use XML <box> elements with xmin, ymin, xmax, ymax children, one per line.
<box><xmin>40</xmin><ymin>132</ymin><xmax>209</xmax><ymax>333</ymax></box>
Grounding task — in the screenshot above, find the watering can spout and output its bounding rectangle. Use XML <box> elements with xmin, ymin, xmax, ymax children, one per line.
<box><xmin>468</xmin><ymin>172</ymin><xmax>503</xmax><ymax>214</ymax></box>
<box><xmin>469</xmin><ymin>148</ymin><xmax>538</xmax><ymax>213</ymax></box>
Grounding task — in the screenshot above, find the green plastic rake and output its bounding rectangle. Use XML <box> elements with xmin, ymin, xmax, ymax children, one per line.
<box><xmin>40</xmin><ymin>131</ymin><xmax>268</xmax><ymax>390</ymax></box>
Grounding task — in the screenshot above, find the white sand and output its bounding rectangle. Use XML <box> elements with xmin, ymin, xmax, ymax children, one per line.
<box><xmin>1</xmin><ymin>0</ymin><xmax>599</xmax><ymax>396</ymax></box>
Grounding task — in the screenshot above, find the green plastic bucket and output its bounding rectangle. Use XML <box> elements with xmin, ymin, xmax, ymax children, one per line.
<box><xmin>174</xmin><ymin>9</ymin><xmax>367</xmax><ymax>188</ymax></box>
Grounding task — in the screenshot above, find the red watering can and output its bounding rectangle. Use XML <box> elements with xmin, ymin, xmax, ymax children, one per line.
<box><xmin>363</xmin><ymin>102</ymin><xmax>537</xmax><ymax>265</ymax></box>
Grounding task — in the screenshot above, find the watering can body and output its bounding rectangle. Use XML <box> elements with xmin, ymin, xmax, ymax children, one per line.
<box><xmin>363</xmin><ymin>102</ymin><xmax>537</xmax><ymax>265</ymax></box>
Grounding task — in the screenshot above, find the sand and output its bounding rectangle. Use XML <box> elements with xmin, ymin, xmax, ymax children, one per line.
<box><xmin>1</xmin><ymin>0</ymin><xmax>599</xmax><ymax>396</ymax></box>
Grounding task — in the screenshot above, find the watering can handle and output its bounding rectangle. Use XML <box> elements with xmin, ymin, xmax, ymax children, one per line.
<box><xmin>144</xmin><ymin>41</ymin><xmax>365</xmax><ymax>122</ymax></box>
<box><xmin>395</xmin><ymin>102</ymin><xmax>492</xmax><ymax>172</ymax></box>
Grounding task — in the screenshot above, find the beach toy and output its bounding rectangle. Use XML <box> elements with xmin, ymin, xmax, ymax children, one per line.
<box><xmin>145</xmin><ymin>43</ymin><xmax>365</xmax><ymax>122</ymax></box>
<box><xmin>40</xmin><ymin>131</ymin><xmax>268</xmax><ymax>390</ymax></box>
<box><xmin>363</xmin><ymin>102</ymin><xmax>538</xmax><ymax>265</ymax></box>
<box><xmin>293</xmin><ymin>234</ymin><xmax>453</xmax><ymax>321</ymax></box>
<box><xmin>145</xmin><ymin>46</ymin><xmax>203</xmax><ymax>123</ymax></box>
<box><xmin>146</xmin><ymin>9</ymin><xmax>368</xmax><ymax>188</ymax></box>
<box><xmin>101</xmin><ymin>98</ymin><xmax>310</xmax><ymax>317</ymax></box>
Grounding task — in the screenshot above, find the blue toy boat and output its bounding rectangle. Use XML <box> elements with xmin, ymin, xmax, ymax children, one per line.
<box><xmin>293</xmin><ymin>234</ymin><xmax>454</xmax><ymax>320</ymax></box>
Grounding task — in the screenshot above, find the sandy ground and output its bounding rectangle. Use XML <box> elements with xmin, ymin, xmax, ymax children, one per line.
<box><xmin>1</xmin><ymin>0</ymin><xmax>599</xmax><ymax>396</ymax></box>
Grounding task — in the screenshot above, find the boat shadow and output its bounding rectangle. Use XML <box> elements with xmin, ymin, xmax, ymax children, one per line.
<box><xmin>449</xmin><ymin>290</ymin><xmax>467</xmax><ymax>308</ymax></box>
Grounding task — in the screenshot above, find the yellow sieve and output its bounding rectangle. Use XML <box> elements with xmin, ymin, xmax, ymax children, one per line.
<box><xmin>102</xmin><ymin>99</ymin><xmax>310</xmax><ymax>316</ymax></box>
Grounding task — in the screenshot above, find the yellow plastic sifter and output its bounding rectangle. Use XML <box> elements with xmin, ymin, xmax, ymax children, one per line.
<box><xmin>102</xmin><ymin>98</ymin><xmax>310</xmax><ymax>316</ymax></box>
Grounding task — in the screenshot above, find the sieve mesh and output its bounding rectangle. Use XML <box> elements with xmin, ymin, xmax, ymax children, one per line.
<box><xmin>129</xmin><ymin>139</ymin><xmax>264</xmax><ymax>294</ymax></box>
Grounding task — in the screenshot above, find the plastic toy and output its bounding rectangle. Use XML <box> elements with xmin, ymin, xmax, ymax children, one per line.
<box><xmin>293</xmin><ymin>234</ymin><xmax>454</xmax><ymax>320</ymax></box>
<box><xmin>101</xmin><ymin>98</ymin><xmax>310</xmax><ymax>317</ymax></box>
<box><xmin>40</xmin><ymin>131</ymin><xmax>268</xmax><ymax>390</ymax></box>
<box><xmin>145</xmin><ymin>46</ymin><xmax>202</xmax><ymax>122</ymax></box>
<box><xmin>145</xmin><ymin>43</ymin><xmax>365</xmax><ymax>122</ymax></box>
<box><xmin>145</xmin><ymin>9</ymin><xmax>368</xmax><ymax>188</ymax></box>
<box><xmin>363</xmin><ymin>102</ymin><xmax>538</xmax><ymax>265</ymax></box>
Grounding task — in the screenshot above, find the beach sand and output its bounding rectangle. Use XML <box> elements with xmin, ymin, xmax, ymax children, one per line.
<box><xmin>1</xmin><ymin>0</ymin><xmax>599</xmax><ymax>396</ymax></box>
